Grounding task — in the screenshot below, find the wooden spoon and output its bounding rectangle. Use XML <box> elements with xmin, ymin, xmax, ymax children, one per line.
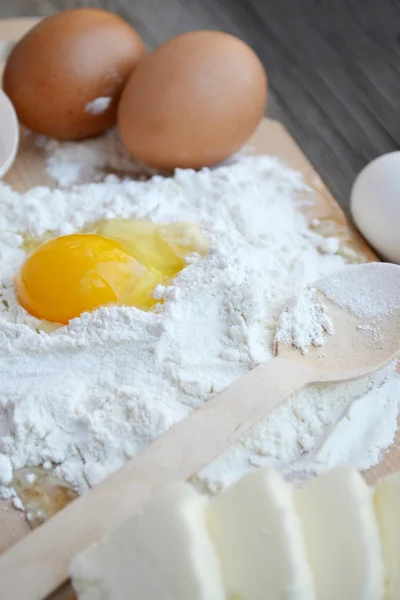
<box><xmin>0</xmin><ymin>263</ymin><xmax>399</xmax><ymax>600</ymax></box>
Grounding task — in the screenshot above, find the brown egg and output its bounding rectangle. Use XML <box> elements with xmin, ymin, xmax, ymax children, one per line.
<box><xmin>3</xmin><ymin>9</ymin><xmax>145</xmax><ymax>140</ymax></box>
<box><xmin>117</xmin><ymin>31</ymin><xmax>267</xmax><ymax>170</ymax></box>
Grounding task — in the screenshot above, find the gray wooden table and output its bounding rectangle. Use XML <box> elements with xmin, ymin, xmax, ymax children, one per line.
<box><xmin>0</xmin><ymin>0</ymin><xmax>399</xmax><ymax>211</ymax></box>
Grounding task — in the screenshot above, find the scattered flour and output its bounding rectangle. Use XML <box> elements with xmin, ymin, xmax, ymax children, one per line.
<box><xmin>275</xmin><ymin>287</ymin><xmax>334</xmax><ymax>354</ymax></box>
<box><xmin>0</xmin><ymin>454</ymin><xmax>12</xmax><ymax>486</ymax></box>
<box><xmin>0</xmin><ymin>154</ymin><xmax>399</xmax><ymax>498</ymax></box>
<box><xmin>85</xmin><ymin>97</ymin><xmax>112</xmax><ymax>115</ymax></box>
<box><xmin>36</xmin><ymin>129</ymin><xmax>155</xmax><ymax>187</ymax></box>
<box><xmin>39</xmin><ymin>129</ymin><xmax>249</xmax><ymax>187</ymax></box>
<box><xmin>12</xmin><ymin>496</ymin><xmax>24</xmax><ymax>511</ymax></box>
<box><xmin>197</xmin><ymin>362</ymin><xmax>400</xmax><ymax>491</ymax></box>
<box><xmin>24</xmin><ymin>472</ymin><xmax>37</xmax><ymax>485</ymax></box>
<box><xmin>318</xmin><ymin>236</ymin><xmax>340</xmax><ymax>255</ymax></box>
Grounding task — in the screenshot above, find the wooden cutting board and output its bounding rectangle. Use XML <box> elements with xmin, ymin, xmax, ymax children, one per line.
<box><xmin>0</xmin><ymin>16</ymin><xmax>399</xmax><ymax>600</ymax></box>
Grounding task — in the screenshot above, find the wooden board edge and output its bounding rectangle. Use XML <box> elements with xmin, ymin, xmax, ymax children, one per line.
<box><xmin>0</xmin><ymin>17</ymin><xmax>40</xmax><ymax>41</ymax></box>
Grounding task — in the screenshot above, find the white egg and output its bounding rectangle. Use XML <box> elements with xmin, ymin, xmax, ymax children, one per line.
<box><xmin>351</xmin><ymin>152</ymin><xmax>400</xmax><ymax>264</ymax></box>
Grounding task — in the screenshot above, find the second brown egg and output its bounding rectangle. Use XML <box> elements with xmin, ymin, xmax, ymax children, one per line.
<box><xmin>117</xmin><ymin>31</ymin><xmax>268</xmax><ymax>171</ymax></box>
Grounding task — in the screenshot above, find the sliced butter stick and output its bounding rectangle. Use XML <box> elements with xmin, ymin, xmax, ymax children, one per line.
<box><xmin>295</xmin><ymin>467</ymin><xmax>384</xmax><ymax>600</ymax></box>
<box><xmin>375</xmin><ymin>472</ymin><xmax>400</xmax><ymax>599</ymax></box>
<box><xmin>207</xmin><ymin>468</ymin><xmax>315</xmax><ymax>600</ymax></box>
<box><xmin>70</xmin><ymin>484</ymin><xmax>225</xmax><ymax>600</ymax></box>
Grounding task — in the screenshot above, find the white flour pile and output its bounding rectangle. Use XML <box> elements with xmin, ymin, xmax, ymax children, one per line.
<box><xmin>275</xmin><ymin>288</ymin><xmax>334</xmax><ymax>353</ymax></box>
<box><xmin>0</xmin><ymin>153</ymin><xmax>399</xmax><ymax>497</ymax></box>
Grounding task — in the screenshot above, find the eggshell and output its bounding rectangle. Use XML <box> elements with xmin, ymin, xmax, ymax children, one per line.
<box><xmin>3</xmin><ymin>9</ymin><xmax>145</xmax><ymax>140</ymax></box>
<box><xmin>117</xmin><ymin>31</ymin><xmax>267</xmax><ymax>170</ymax></box>
<box><xmin>351</xmin><ymin>152</ymin><xmax>400</xmax><ymax>264</ymax></box>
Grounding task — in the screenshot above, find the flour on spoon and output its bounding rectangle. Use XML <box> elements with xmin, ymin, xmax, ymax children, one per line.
<box><xmin>275</xmin><ymin>287</ymin><xmax>334</xmax><ymax>354</ymax></box>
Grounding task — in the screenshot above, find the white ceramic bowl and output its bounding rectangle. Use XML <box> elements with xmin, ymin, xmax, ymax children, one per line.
<box><xmin>0</xmin><ymin>87</ymin><xmax>19</xmax><ymax>178</ymax></box>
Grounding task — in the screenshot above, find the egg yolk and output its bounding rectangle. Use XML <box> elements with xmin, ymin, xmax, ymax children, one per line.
<box><xmin>16</xmin><ymin>220</ymin><xmax>209</xmax><ymax>324</ymax></box>
<box><xmin>15</xmin><ymin>234</ymin><xmax>160</xmax><ymax>324</ymax></box>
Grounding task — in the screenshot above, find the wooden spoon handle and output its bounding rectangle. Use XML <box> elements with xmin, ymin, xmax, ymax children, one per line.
<box><xmin>0</xmin><ymin>355</ymin><xmax>311</xmax><ymax>600</ymax></box>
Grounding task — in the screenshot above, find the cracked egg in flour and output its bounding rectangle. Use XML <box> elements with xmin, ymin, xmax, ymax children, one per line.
<box><xmin>16</xmin><ymin>219</ymin><xmax>209</xmax><ymax>324</ymax></box>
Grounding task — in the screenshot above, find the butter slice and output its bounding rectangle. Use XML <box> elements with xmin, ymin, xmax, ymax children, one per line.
<box><xmin>207</xmin><ymin>468</ymin><xmax>315</xmax><ymax>600</ymax></box>
<box><xmin>295</xmin><ymin>467</ymin><xmax>384</xmax><ymax>600</ymax></box>
<box><xmin>70</xmin><ymin>484</ymin><xmax>225</xmax><ymax>600</ymax></box>
<box><xmin>375</xmin><ymin>472</ymin><xmax>400</xmax><ymax>599</ymax></box>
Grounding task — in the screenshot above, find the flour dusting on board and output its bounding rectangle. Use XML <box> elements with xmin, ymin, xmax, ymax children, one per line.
<box><xmin>36</xmin><ymin>128</ymin><xmax>154</xmax><ymax>187</ymax></box>
<box><xmin>0</xmin><ymin>151</ymin><xmax>399</xmax><ymax>498</ymax></box>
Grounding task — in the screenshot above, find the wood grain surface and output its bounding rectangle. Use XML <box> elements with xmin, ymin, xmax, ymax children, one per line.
<box><xmin>0</xmin><ymin>0</ymin><xmax>399</xmax><ymax>211</ymax></box>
